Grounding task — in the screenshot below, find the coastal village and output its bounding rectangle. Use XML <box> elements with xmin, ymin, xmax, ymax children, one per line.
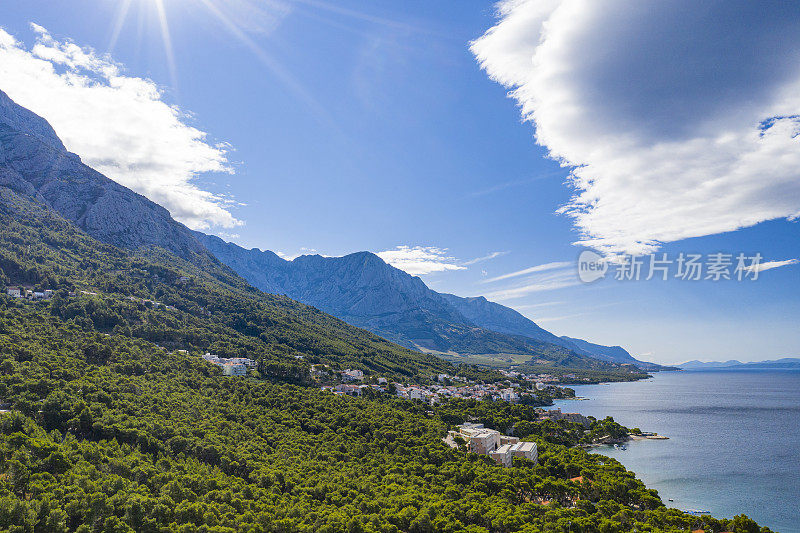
<box><xmin>316</xmin><ymin>366</ymin><xmax>591</xmax><ymax>412</ymax></box>
<box><xmin>195</xmin><ymin>350</ymin><xmax>592</xmax><ymax>422</ymax></box>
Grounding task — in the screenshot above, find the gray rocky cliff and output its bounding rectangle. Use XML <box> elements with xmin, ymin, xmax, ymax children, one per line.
<box><xmin>0</xmin><ymin>90</ymin><xmax>209</xmax><ymax>261</ymax></box>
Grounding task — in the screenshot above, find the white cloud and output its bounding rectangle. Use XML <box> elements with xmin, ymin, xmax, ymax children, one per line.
<box><xmin>377</xmin><ymin>246</ymin><xmax>466</xmax><ymax>276</ymax></box>
<box><xmin>275</xmin><ymin>251</ymin><xmax>297</xmax><ymax>261</ymax></box>
<box><xmin>483</xmin><ymin>267</ymin><xmax>579</xmax><ymax>301</ymax></box>
<box><xmin>483</xmin><ymin>261</ymin><xmax>572</xmax><ymax>283</ymax></box>
<box><xmin>746</xmin><ymin>258</ymin><xmax>799</xmax><ymax>274</ymax></box>
<box><xmin>472</xmin><ymin>1</ymin><xmax>800</xmax><ymax>255</ymax></box>
<box><xmin>531</xmin><ymin>313</ymin><xmax>584</xmax><ymax>324</ymax></box>
<box><xmin>275</xmin><ymin>247</ymin><xmax>327</xmax><ymax>261</ymax></box>
<box><xmin>0</xmin><ymin>24</ymin><xmax>240</xmax><ymax>230</ymax></box>
<box><xmin>513</xmin><ymin>301</ymin><xmax>565</xmax><ymax>310</ymax></box>
<box><xmin>463</xmin><ymin>250</ymin><xmax>509</xmax><ymax>265</ymax></box>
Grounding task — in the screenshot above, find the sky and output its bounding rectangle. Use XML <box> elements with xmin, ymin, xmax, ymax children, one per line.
<box><xmin>0</xmin><ymin>0</ymin><xmax>798</xmax><ymax>364</ymax></box>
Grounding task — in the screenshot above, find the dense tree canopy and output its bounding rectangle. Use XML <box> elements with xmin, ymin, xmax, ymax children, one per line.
<box><xmin>0</xmin><ymin>190</ymin><xmax>769</xmax><ymax>532</ymax></box>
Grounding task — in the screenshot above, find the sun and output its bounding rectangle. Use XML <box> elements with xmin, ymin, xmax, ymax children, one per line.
<box><xmin>104</xmin><ymin>0</ymin><xmax>337</xmax><ymax>125</ymax></box>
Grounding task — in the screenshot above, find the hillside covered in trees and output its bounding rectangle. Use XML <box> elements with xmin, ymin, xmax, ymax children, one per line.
<box><xmin>0</xmin><ymin>189</ymin><xmax>769</xmax><ymax>532</ymax></box>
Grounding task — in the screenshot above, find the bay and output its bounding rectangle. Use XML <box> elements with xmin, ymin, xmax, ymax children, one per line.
<box><xmin>552</xmin><ymin>369</ymin><xmax>800</xmax><ymax>533</ymax></box>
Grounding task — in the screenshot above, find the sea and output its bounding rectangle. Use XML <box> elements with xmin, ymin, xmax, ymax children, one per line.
<box><xmin>551</xmin><ymin>369</ymin><xmax>800</xmax><ymax>533</ymax></box>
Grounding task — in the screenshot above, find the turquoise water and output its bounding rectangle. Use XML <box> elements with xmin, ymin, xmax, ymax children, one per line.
<box><xmin>552</xmin><ymin>370</ymin><xmax>800</xmax><ymax>533</ymax></box>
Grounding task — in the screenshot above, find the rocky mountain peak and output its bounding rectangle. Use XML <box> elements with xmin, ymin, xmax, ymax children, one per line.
<box><xmin>0</xmin><ymin>91</ymin><xmax>210</xmax><ymax>263</ymax></box>
<box><xmin>0</xmin><ymin>90</ymin><xmax>66</xmax><ymax>152</ymax></box>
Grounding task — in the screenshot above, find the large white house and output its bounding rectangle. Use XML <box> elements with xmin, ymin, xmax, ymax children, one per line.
<box><xmin>342</xmin><ymin>369</ymin><xmax>364</xmax><ymax>382</ymax></box>
<box><xmin>222</xmin><ymin>363</ymin><xmax>247</xmax><ymax>376</ymax></box>
<box><xmin>451</xmin><ymin>423</ymin><xmax>537</xmax><ymax>467</ymax></box>
<box><xmin>455</xmin><ymin>423</ymin><xmax>501</xmax><ymax>454</ymax></box>
<box><xmin>489</xmin><ymin>441</ymin><xmax>538</xmax><ymax>467</ymax></box>
<box><xmin>500</xmin><ymin>389</ymin><xmax>519</xmax><ymax>402</ymax></box>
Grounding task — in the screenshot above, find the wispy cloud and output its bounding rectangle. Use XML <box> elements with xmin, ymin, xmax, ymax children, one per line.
<box><xmin>0</xmin><ymin>24</ymin><xmax>239</xmax><ymax>230</ymax></box>
<box><xmin>483</xmin><ymin>268</ymin><xmax>580</xmax><ymax>301</ymax></box>
<box><xmin>472</xmin><ymin>1</ymin><xmax>800</xmax><ymax>255</ymax></box>
<box><xmin>483</xmin><ymin>261</ymin><xmax>573</xmax><ymax>283</ymax></box>
<box><xmin>532</xmin><ymin>313</ymin><xmax>584</xmax><ymax>324</ymax></box>
<box><xmin>377</xmin><ymin>246</ymin><xmax>466</xmax><ymax>276</ymax></box>
<box><xmin>463</xmin><ymin>251</ymin><xmax>509</xmax><ymax>266</ymax></box>
<box><xmin>463</xmin><ymin>171</ymin><xmax>563</xmax><ymax>199</ymax></box>
<box><xmin>513</xmin><ymin>301</ymin><xmax>566</xmax><ymax>311</ymax></box>
<box><xmin>276</xmin><ymin>247</ymin><xmax>328</xmax><ymax>261</ymax></box>
<box><xmin>746</xmin><ymin>258</ymin><xmax>799</xmax><ymax>273</ymax></box>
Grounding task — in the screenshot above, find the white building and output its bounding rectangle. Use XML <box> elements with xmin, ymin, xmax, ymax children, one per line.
<box><xmin>6</xmin><ymin>287</ymin><xmax>21</xmax><ymax>298</ymax></box>
<box><xmin>202</xmin><ymin>353</ymin><xmax>222</xmax><ymax>364</ymax></box>
<box><xmin>342</xmin><ymin>369</ymin><xmax>364</xmax><ymax>382</ymax></box>
<box><xmin>222</xmin><ymin>363</ymin><xmax>247</xmax><ymax>376</ymax></box>
<box><xmin>407</xmin><ymin>388</ymin><xmax>426</xmax><ymax>401</ymax></box>
<box><xmin>542</xmin><ymin>408</ymin><xmax>591</xmax><ymax>428</ymax></box>
<box><xmin>490</xmin><ymin>444</ymin><xmax>515</xmax><ymax>467</ymax></box>
<box><xmin>500</xmin><ymin>435</ymin><xmax>519</xmax><ymax>446</ymax></box>
<box><xmin>336</xmin><ymin>384</ymin><xmax>361</xmax><ymax>397</ymax></box>
<box><xmin>228</xmin><ymin>357</ymin><xmax>257</xmax><ymax>367</ymax></box>
<box><xmin>453</xmin><ymin>423</ymin><xmax>536</xmax><ymax>466</ymax></box>
<box><xmin>311</xmin><ymin>365</ymin><xmax>329</xmax><ymax>379</ymax></box>
<box><xmin>500</xmin><ymin>389</ymin><xmax>519</xmax><ymax>402</ymax></box>
<box><xmin>510</xmin><ymin>441</ymin><xmax>538</xmax><ymax>462</ymax></box>
<box><xmin>457</xmin><ymin>424</ymin><xmax>501</xmax><ymax>454</ymax></box>
<box><xmin>488</xmin><ymin>441</ymin><xmax>538</xmax><ymax>467</ymax></box>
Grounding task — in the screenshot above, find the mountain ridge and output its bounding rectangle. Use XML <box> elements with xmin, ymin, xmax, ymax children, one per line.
<box><xmin>198</xmin><ymin>233</ymin><xmax>660</xmax><ymax>370</ymax></box>
<box><xmin>197</xmin><ymin>233</ymin><xmax>591</xmax><ymax>362</ymax></box>
<box><xmin>0</xmin><ymin>89</ymin><xmax>213</xmax><ymax>263</ymax></box>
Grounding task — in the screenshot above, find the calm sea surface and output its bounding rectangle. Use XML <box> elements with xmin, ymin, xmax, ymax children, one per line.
<box><xmin>552</xmin><ymin>370</ymin><xmax>800</xmax><ymax>533</ymax></box>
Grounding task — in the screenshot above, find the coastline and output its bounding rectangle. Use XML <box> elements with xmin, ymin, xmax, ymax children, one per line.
<box><xmin>581</xmin><ymin>432</ymin><xmax>669</xmax><ymax>449</ymax></box>
<box><xmin>551</xmin><ymin>370</ymin><xmax>800</xmax><ymax>532</ymax></box>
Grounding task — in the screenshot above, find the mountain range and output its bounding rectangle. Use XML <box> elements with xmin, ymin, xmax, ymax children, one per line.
<box><xmin>0</xmin><ymin>88</ymin><xmax>658</xmax><ymax>373</ymax></box>
<box><xmin>197</xmin><ymin>233</ymin><xmax>663</xmax><ymax>370</ymax></box>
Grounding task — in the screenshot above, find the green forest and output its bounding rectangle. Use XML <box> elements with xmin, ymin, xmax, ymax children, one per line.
<box><xmin>0</xmin><ymin>190</ymin><xmax>769</xmax><ymax>532</ymax></box>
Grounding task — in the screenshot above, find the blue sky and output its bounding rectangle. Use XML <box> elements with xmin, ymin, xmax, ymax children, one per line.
<box><xmin>1</xmin><ymin>0</ymin><xmax>798</xmax><ymax>364</ymax></box>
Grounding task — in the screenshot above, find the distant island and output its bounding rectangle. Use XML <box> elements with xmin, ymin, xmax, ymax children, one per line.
<box><xmin>680</xmin><ymin>358</ymin><xmax>800</xmax><ymax>370</ymax></box>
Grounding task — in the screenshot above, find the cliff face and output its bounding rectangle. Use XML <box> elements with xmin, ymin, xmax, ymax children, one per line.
<box><xmin>198</xmin><ymin>235</ymin><xmax>464</xmax><ymax>323</ymax></box>
<box><xmin>439</xmin><ymin>293</ymin><xmax>564</xmax><ymax>345</ymax></box>
<box><xmin>197</xmin><ymin>233</ymin><xmax>648</xmax><ymax>368</ymax></box>
<box><xmin>0</xmin><ymin>90</ymin><xmax>209</xmax><ymax>262</ymax></box>
<box><xmin>199</xmin><ymin>232</ymin><xmax>667</xmax><ymax>368</ymax></box>
<box><xmin>198</xmin><ymin>234</ymin><xmax>512</xmax><ymax>353</ymax></box>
